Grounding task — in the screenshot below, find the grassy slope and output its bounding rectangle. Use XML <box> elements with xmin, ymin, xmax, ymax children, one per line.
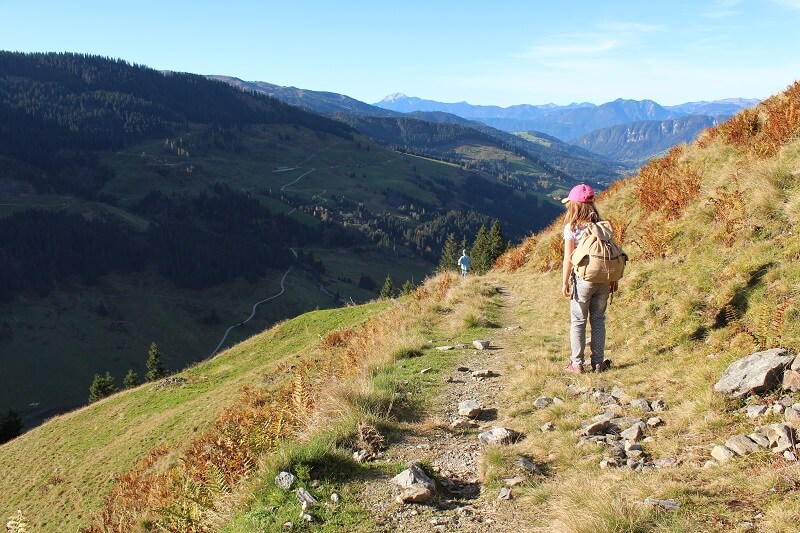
<box><xmin>0</xmin><ymin>302</ymin><xmax>388</xmax><ymax>531</ymax></box>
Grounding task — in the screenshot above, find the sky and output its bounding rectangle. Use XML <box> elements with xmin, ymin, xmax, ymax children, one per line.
<box><xmin>1</xmin><ymin>0</ymin><xmax>800</xmax><ymax>107</ymax></box>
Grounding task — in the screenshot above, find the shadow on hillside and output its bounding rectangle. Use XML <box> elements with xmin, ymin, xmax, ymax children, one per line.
<box><xmin>713</xmin><ymin>263</ymin><xmax>773</xmax><ymax>329</ymax></box>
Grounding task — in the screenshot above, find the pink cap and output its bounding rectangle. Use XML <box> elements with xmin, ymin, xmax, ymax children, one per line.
<box><xmin>564</xmin><ymin>184</ymin><xmax>595</xmax><ymax>203</ymax></box>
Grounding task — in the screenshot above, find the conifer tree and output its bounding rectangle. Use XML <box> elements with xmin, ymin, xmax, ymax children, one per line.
<box><xmin>88</xmin><ymin>372</ymin><xmax>117</xmax><ymax>403</ymax></box>
<box><xmin>486</xmin><ymin>219</ymin><xmax>507</xmax><ymax>267</ymax></box>
<box><xmin>379</xmin><ymin>274</ymin><xmax>395</xmax><ymax>299</ymax></box>
<box><xmin>400</xmin><ymin>279</ymin><xmax>414</xmax><ymax>295</ymax></box>
<box><xmin>123</xmin><ymin>369</ymin><xmax>140</xmax><ymax>389</ymax></box>
<box><xmin>146</xmin><ymin>342</ymin><xmax>168</xmax><ymax>381</ymax></box>
<box><xmin>438</xmin><ymin>232</ymin><xmax>459</xmax><ymax>272</ymax></box>
<box><xmin>470</xmin><ymin>225</ymin><xmax>490</xmax><ymax>274</ymax></box>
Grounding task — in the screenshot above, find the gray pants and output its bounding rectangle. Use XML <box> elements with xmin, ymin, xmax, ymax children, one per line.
<box><xmin>570</xmin><ymin>277</ymin><xmax>610</xmax><ymax>366</ymax></box>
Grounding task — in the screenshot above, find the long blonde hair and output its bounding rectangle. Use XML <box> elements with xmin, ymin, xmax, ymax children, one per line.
<box><xmin>565</xmin><ymin>201</ymin><xmax>601</xmax><ymax>232</ymax></box>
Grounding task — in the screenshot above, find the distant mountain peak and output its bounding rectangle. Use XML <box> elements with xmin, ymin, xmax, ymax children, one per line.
<box><xmin>380</xmin><ymin>92</ymin><xmax>408</xmax><ymax>103</ymax></box>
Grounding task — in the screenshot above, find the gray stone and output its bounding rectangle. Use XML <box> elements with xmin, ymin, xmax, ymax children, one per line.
<box><xmin>518</xmin><ymin>456</ymin><xmax>542</xmax><ymax>474</ymax></box>
<box><xmin>711</xmin><ymin>445</ymin><xmax>735</xmax><ymax>462</ymax></box>
<box><xmin>746</xmin><ymin>405</ymin><xmax>769</xmax><ymax>418</ymax></box>
<box><xmin>353</xmin><ymin>449</ymin><xmax>371</xmax><ymax>463</ymax></box>
<box><xmin>748</xmin><ymin>432</ymin><xmax>771</xmax><ymax>448</ymax></box>
<box><xmin>646</xmin><ymin>416</ymin><xmax>665</xmax><ymax>428</ymax></box>
<box><xmin>458</xmin><ymin>399</ymin><xmax>483</xmax><ymax>418</ymax></box>
<box><xmin>784</xmin><ymin>451</ymin><xmax>798</xmax><ymax>461</ymax></box>
<box><xmin>478</xmin><ymin>427</ymin><xmax>520</xmax><ymax>445</ymax></box>
<box><xmin>725</xmin><ymin>435</ymin><xmax>761</xmax><ymax>455</ymax></box>
<box><xmin>760</xmin><ymin>423</ymin><xmax>795</xmax><ymax>452</ymax></box>
<box><xmin>714</xmin><ymin>348</ymin><xmax>793</xmax><ymax>398</ymax></box>
<box><xmin>296</xmin><ymin>487</ymin><xmax>318</xmax><ymax>507</ymax></box>
<box><xmin>472</xmin><ymin>340</ymin><xmax>490</xmax><ymax>350</ymax></box>
<box><xmin>435</xmin><ymin>345</ymin><xmax>454</xmax><ymax>351</ymax></box>
<box><xmin>540</xmin><ymin>421</ymin><xmax>556</xmax><ymax>432</ymax></box>
<box><xmin>391</xmin><ymin>462</ymin><xmax>436</xmax><ymax>492</ymax></box>
<box><xmin>552</xmin><ymin>396</ymin><xmax>565</xmax><ymax>406</ymax></box>
<box><xmin>784</xmin><ymin>407</ymin><xmax>800</xmax><ymax>422</ymax></box>
<box><xmin>653</xmin><ymin>457</ymin><xmax>679</xmax><ymax>469</ymax></box>
<box><xmin>773</xmin><ymin>404</ymin><xmax>786</xmax><ymax>414</ymax></box>
<box><xmin>629</xmin><ymin>399</ymin><xmax>652</xmax><ymax>412</ymax></box>
<box><xmin>578</xmin><ymin>419</ymin><xmax>614</xmax><ymax>437</ymax></box>
<box><xmin>498</xmin><ymin>487</ymin><xmax>513</xmax><ymax>500</ymax></box>
<box><xmin>534</xmin><ymin>396</ymin><xmax>553</xmax><ymax>409</ymax></box>
<box><xmin>275</xmin><ymin>471</ymin><xmax>296</xmax><ymax>491</ymax></box>
<box><xmin>591</xmin><ymin>412</ymin><xmax>616</xmax><ymax>424</ymax></box>
<box><xmin>626</xmin><ymin>449</ymin><xmax>644</xmax><ymax>460</ymax></box>
<box><xmin>792</xmin><ymin>356</ymin><xmax>800</xmax><ymax>371</ymax></box>
<box><xmin>600</xmin><ymin>458</ymin><xmax>620</xmax><ymax>468</ymax></box>
<box><xmin>651</xmin><ymin>399</ymin><xmax>668</xmax><ymax>412</ymax></box>
<box><xmin>592</xmin><ymin>391</ymin><xmax>618</xmax><ymax>405</ymax></box>
<box><xmin>782</xmin><ymin>369</ymin><xmax>800</xmax><ymax>392</ymax></box>
<box><xmin>621</xmin><ymin>422</ymin><xmax>647</xmax><ymax>442</ymax></box>
<box><xmin>778</xmin><ymin>395</ymin><xmax>795</xmax><ymax>407</ymax></box>
<box><xmin>504</xmin><ymin>476</ymin><xmax>526</xmax><ymax>487</ymax></box>
<box><xmin>642</xmin><ymin>498</ymin><xmax>681</xmax><ymax>511</ymax></box>
<box><xmin>398</xmin><ymin>484</ymin><xmax>433</xmax><ymax>503</ymax></box>
<box><xmin>624</xmin><ymin>441</ymin><xmax>643</xmax><ymax>452</ymax></box>
<box><xmin>610</xmin><ymin>386</ymin><xmax>627</xmax><ymax>400</ymax></box>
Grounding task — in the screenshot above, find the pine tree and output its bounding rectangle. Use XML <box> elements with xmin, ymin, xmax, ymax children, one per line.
<box><xmin>379</xmin><ymin>274</ymin><xmax>395</xmax><ymax>299</ymax></box>
<box><xmin>470</xmin><ymin>225</ymin><xmax>490</xmax><ymax>274</ymax></box>
<box><xmin>146</xmin><ymin>342</ymin><xmax>168</xmax><ymax>382</ymax></box>
<box><xmin>0</xmin><ymin>409</ymin><xmax>23</xmax><ymax>444</ymax></box>
<box><xmin>88</xmin><ymin>372</ymin><xmax>117</xmax><ymax>403</ymax></box>
<box><xmin>123</xmin><ymin>369</ymin><xmax>140</xmax><ymax>388</ymax></box>
<box><xmin>438</xmin><ymin>232</ymin><xmax>459</xmax><ymax>272</ymax></box>
<box><xmin>400</xmin><ymin>279</ymin><xmax>414</xmax><ymax>295</ymax></box>
<box><xmin>486</xmin><ymin>219</ymin><xmax>507</xmax><ymax>268</ymax></box>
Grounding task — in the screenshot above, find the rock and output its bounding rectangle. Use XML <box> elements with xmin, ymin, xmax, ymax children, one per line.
<box><xmin>552</xmin><ymin>396</ymin><xmax>565</xmax><ymax>406</ymax></box>
<box><xmin>792</xmin><ymin>357</ymin><xmax>800</xmax><ymax>371</ymax></box>
<box><xmin>300</xmin><ymin>513</ymin><xmax>314</xmax><ymax>523</ymax></box>
<box><xmin>578</xmin><ymin>419</ymin><xmax>615</xmax><ymax>437</ymax></box>
<box><xmin>624</xmin><ymin>441</ymin><xmax>643</xmax><ymax>452</ymax></box>
<box><xmin>646</xmin><ymin>416</ymin><xmax>664</xmax><ymax>428</ymax></box>
<box><xmin>420</xmin><ymin>367</ymin><xmax>432</xmax><ymax>374</ymax></box>
<box><xmin>330</xmin><ymin>493</ymin><xmax>340</xmax><ymax>503</ymax></box>
<box><xmin>651</xmin><ymin>399</ymin><xmax>668</xmax><ymax>412</ymax></box>
<box><xmin>725</xmin><ymin>435</ymin><xmax>761</xmax><ymax>455</ymax></box>
<box><xmin>760</xmin><ymin>423</ymin><xmax>795</xmax><ymax>452</ymax></box>
<box><xmin>748</xmin><ymin>432</ymin><xmax>770</xmax><ymax>448</ymax></box>
<box><xmin>504</xmin><ymin>476</ymin><xmax>526</xmax><ymax>487</ymax></box>
<box><xmin>458</xmin><ymin>399</ymin><xmax>483</xmax><ymax>418</ymax></box>
<box><xmin>505</xmin><ymin>325</ymin><xmax>522</xmax><ymax>331</ymax></box>
<box><xmin>275</xmin><ymin>471</ymin><xmax>296</xmax><ymax>491</ymax></box>
<box><xmin>296</xmin><ymin>487</ymin><xmax>318</xmax><ymax>507</ymax></box>
<box><xmin>540</xmin><ymin>421</ymin><xmax>556</xmax><ymax>432</ymax></box>
<box><xmin>610</xmin><ymin>386</ymin><xmax>626</xmax><ymax>400</ymax></box>
<box><xmin>472</xmin><ymin>340</ymin><xmax>490</xmax><ymax>350</ymax></box>
<box><xmin>773</xmin><ymin>403</ymin><xmax>786</xmax><ymax>414</ymax></box>
<box><xmin>592</xmin><ymin>412</ymin><xmax>615</xmax><ymax>423</ymax></box>
<box><xmin>282</xmin><ymin>521</ymin><xmax>293</xmax><ymax>530</ymax></box>
<box><xmin>591</xmin><ymin>391</ymin><xmax>617</xmax><ymax>405</ymax></box>
<box><xmin>714</xmin><ymin>348</ymin><xmax>794</xmax><ymax>398</ymax></box>
<box><xmin>629</xmin><ymin>398</ymin><xmax>652</xmax><ymax>412</ymax></box>
<box><xmin>435</xmin><ymin>345</ymin><xmax>454</xmax><ymax>351</ymax></box>
<box><xmin>778</xmin><ymin>394</ymin><xmax>795</xmax><ymax>407</ymax></box>
<box><xmin>518</xmin><ymin>456</ymin><xmax>542</xmax><ymax>474</ymax></box>
<box><xmin>567</xmin><ymin>384</ymin><xmax>588</xmax><ymax>396</ymax></box>
<box><xmin>398</xmin><ymin>484</ymin><xmax>433</xmax><ymax>503</ymax></box>
<box><xmin>711</xmin><ymin>445</ymin><xmax>735</xmax><ymax>463</ymax></box>
<box><xmin>478</xmin><ymin>427</ymin><xmax>520</xmax><ymax>445</ymax></box>
<box><xmin>784</xmin><ymin>451</ymin><xmax>798</xmax><ymax>461</ymax></box>
<box><xmin>599</xmin><ymin>458</ymin><xmax>620</xmax><ymax>469</ymax></box>
<box><xmin>653</xmin><ymin>457</ymin><xmax>679</xmax><ymax>469</ymax></box>
<box><xmin>457</xmin><ymin>366</ymin><xmax>470</xmax><ymax>372</ymax></box>
<box><xmin>498</xmin><ymin>487</ymin><xmax>513</xmax><ymax>500</ymax></box>
<box><xmin>642</xmin><ymin>498</ymin><xmax>681</xmax><ymax>511</ymax></box>
<box><xmin>621</xmin><ymin>422</ymin><xmax>647</xmax><ymax>442</ymax></box>
<box><xmin>626</xmin><ymin>449</ymin><xmax>644</xmax><ymax>460</ymax></box>
<box><xmin>534</xmin><ymin>397</ymin><xmax>554</xmax><ymax>409</ymax></box>
<box><xmin>746</xmin><ymin>405</ymin><xmax>769</xmax><ymax>418</ymax></box>
<box><xmin>391</xmin><ymin>462</ymin><xmax>436</xmax><ymax>492</ymax></box>
<box><xmin>353</xmin><ymin>449</ymin><xmax>371</xmax><ymax>463</ymax></box>
<box><xmin>450</xmin><ymin>417</ymin><xmax>478</xmax><ymax>429</ymax></box>
<box><xmin>472</xmin><ymin>369</ymin><xmax>498</xmax><ymax>378</ymax></box>
<box><xmin>784</xmin><ymin>407</ymin><xmax>800</xmax><ymax>422</ymax></box>
<box><xmin>783</xmin><ymin>369</ymin><xmax>800</xmax><ymax>392</ymax></box>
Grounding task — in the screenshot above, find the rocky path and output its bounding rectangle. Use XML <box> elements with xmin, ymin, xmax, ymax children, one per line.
<box><xmin>356</xmin><ymin>284</ymin><xmax>537</xmax><ymax>532</ymax></box>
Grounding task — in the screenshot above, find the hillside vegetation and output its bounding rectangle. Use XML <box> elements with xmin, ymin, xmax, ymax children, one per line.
<box><xmin>3</xmin><ymin>79</ymin><xmax>800</xmax><ymax>532</ymax></box>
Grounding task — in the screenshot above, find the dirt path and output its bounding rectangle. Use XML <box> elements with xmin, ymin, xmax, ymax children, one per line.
<box><xmin>357</xmin><ymin>282</ymin><xmax>537</xmax><ymax>532</ymax></box>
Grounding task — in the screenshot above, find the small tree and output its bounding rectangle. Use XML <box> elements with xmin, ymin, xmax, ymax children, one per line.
<box><xmin>379</xmin><ymin>274</ymin><xmax>395</xmax><ymax>299</ymax></box>
<box><xmin>438</xmin><ymin>232</ymin><xmax>460</xmax><ymax>272</ymax></box>
<box><xmin>146</xmin><ymin>342</ymin><xmax>168</xmax><ymax>382</ymax></box>
<box><xmin>0</xmin><ymin>409</ymin><xmax>23</xmax><ymax>444</ymax></box>
<box><xmin>486</xmin><ymin>219</ymin><xmax>507</xmax><ymax>267</ymax></box>
<box><xmin>123</xmin><ymin>369</ymin><xmax>140</xmax><ymax>389</ymax></box>
<box><xmin>88</xmin><ymin>372</ymin><xmax>117</xmax><ymax>403</ymax></box>
<box><xmin>400</xmin><ymin>279</ymin><xmax>414</xmax><ymax>295</ymax></box>
<box><xmin>470</xmin><ymin>225</ymin><xmax>490</xmax><ymax>274</ymax></box>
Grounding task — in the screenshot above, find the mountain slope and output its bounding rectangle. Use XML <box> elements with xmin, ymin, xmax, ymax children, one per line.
<box><xmin>570</xmin><ymin>114</ymin><xmax>724</xmax><ymax>165</ymax></box>
<box><xmin>4</xmin><ymin>80</ymin><xmax>800</xmax><ymax>532</ymax></box>
<box><xmin>0</xmin><ymin>52</ymin><xmax>563</xmax><ymax>431</ymax></box>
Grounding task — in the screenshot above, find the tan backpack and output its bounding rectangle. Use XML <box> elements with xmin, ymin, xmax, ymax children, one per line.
<box><xmin>570</xmin><ymin>221</ymin><xmax>627</xmax><ymax>283</ymax></box>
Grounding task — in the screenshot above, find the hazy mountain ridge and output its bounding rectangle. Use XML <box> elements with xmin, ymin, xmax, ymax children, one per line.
<box><xmin>375</xmin><ymin>93</ymin><xmax>759</xmax><ymax>140</ymax></box>
<box><xmin>571</xmin><ymin>114</ymin><xmax>725</xmax><ymax>165</ymax></box>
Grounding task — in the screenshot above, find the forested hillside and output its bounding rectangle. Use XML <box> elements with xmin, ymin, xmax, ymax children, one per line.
<box><xmin>0</xmin><ymin>52</ymin><xmax>564</xmax><ymax>431</ymax></box>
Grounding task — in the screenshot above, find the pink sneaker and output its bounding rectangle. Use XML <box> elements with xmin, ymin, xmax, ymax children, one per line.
<box><xmin>564</xmin><ymin>363</ymin><xmax>584</xmax><ymax>374</ymax></box>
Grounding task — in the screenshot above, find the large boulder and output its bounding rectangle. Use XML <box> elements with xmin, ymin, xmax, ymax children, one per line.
<box><xmin>713</xmin><ymin>348</ymin><xmax>795</xmax><ymax>398</ymax></box>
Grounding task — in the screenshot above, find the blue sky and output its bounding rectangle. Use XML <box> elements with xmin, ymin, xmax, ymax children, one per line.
<box><xmin>1</xmin><ymin>0</ymin><xmax>799</xmax><ymax>106</ymax></box>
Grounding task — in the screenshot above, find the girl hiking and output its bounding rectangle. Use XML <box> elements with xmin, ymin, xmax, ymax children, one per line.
<box><xmin>561</xmin><ymin>184</ymin><xmax>616</xmax><ymax>374</ymax></box>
